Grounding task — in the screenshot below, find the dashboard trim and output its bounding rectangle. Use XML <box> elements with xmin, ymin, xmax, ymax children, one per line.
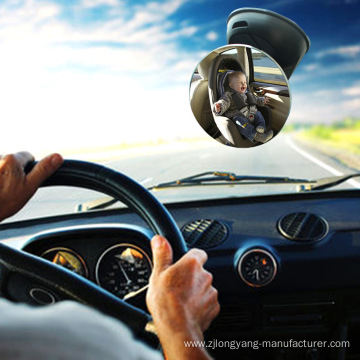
<box><xmin>0</xmin><ymin>189</ymin><xmax>358</xmax><ymax>232</ymax></box>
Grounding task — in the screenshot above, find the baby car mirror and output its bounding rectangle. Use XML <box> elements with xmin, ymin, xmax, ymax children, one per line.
<box><xmin>189</xmin><ymin>44</ymin><xmax>291</xmax><ymax>148</ymax></box>
<box><xmin>227</xmin><ymin>8</ymin><xmax>310</xmax><ymax>79</ymax></box>
<box><xmin>189</xmin><ymin>8</ymin><xmax>309</xmax><ymax>148</ymax></box>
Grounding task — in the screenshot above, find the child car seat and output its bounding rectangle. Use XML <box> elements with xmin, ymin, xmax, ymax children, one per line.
<box><xmin>190</xmin><ymin>69</ymin><xmax>221</xmax><ymax>140</ymax></box>
<box><xmin>208</xmin><ymin>55</ymin><xmax>271</xmax><ymax>147</ymax></box>
<box><xmin>218</xmin><ymin>69</ymin><xmax>271</xmax><ymax>128</ymax></box>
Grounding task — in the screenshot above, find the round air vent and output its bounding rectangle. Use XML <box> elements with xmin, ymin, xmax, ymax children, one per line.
<box><xmin>278</xmin><ymin>212</ymin><xmax>328</xmax><ymax>242</ymax></box>
<box><xmin>181</xmin><ymin>219</ymin><xmax>228</xmax><ymax>249</ymax></box>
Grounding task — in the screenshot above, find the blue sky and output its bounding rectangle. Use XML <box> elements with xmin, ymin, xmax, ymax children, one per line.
<box><xmin>0</xmin><ymin>0</ymin><xmax>359</xmax><ymax>153</ymax></box>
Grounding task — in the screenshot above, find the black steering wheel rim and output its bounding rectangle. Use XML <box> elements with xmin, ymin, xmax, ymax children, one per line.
<box><xmin>39</xmin><ymin>160</ymin><xmax>187</xmax><ymax>260</ymax></box>
<box><xmin>0</xmin><ymin>160</ymin><xmax>187</xmax><ymax>339</ymax></box>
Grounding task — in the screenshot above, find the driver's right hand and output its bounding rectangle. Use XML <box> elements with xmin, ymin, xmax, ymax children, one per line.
<box><xmin>146</xmin><ymin>235</ymin><xmax>220</xmax><ymax>360</ymax></box>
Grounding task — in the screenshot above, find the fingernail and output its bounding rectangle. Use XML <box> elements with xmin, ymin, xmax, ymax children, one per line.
<box><xmin>51</xmin><ymin>154</ymin><xmax>63</xmax><ymax>167</ymax></box>
<box><xmin>152</xmin><ymin>236</ymin><xmax>163</xmax><ymax>249</ymax></box>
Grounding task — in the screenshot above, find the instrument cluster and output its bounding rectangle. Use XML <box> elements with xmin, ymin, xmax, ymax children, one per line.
<box><xmin>23</xmin><ymin>225</ymin><xmax>153</xmax><ymax>300</ymax></box>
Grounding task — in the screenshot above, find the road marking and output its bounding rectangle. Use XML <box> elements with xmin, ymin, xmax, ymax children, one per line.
<box><xmin>140</xmin><ymin>177</ymin><xmax>153</xmax><ymax>185</ymax></box>
<box><xmin>286</xmin><ymin>136</ymin><xmax>360</xmax><ymax>189</ymax></box>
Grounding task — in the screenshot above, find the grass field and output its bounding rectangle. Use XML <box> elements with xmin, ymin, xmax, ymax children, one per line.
<box><xmin>297</xmin><ymin>118</ymin><xmax>360</xmax><ymax>170</ymax></box>
<box><xmin>300</xmin><ymin>119</ymin><xmax>360</xmax><ymax>154</ymax></box>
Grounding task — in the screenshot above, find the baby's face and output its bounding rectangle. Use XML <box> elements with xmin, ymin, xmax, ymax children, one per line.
<box><xmin>229</xmin><ymin>74</ymin><xmax>247</xmax><ymax>93</ymax></box>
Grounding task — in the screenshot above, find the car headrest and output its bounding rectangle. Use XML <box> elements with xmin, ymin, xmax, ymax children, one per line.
<box><xmin>208</xmin><ymin>55</ymin><xmax>245</xmax><ymax>103</ymax></box>
<box><xmin>218</xmin><ymin>70</ymin><xmax>234</xmax><ymax>97</ymax></box>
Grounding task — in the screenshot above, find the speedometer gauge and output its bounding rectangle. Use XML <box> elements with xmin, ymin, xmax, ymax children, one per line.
<box><xmin>96</xmin><ymin>244</ymin><xmax>152</xmax><ymax>299</ymax></box>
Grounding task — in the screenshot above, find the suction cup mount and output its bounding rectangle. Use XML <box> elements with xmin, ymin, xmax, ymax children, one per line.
<box><xmin>227</xmin><ymin>8</ymin><xmax>310</xmax><ymax>79</ymax></box>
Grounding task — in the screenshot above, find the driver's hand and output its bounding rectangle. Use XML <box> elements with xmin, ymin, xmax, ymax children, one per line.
<box><xmin>0</xmin><ymin>152</ymin><xmax>63</xmax><ymax>222</ymax></box>
<box><xmin>146</xmin><ymin>235</ymin><xmax>220</xmax><ymax>360</ymax></box>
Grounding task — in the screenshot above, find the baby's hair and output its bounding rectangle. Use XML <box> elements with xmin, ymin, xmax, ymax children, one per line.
<box><xmin>227</xmin><ymin>71</ymin><xmax>246</xmax><ymax>85</ymax></box>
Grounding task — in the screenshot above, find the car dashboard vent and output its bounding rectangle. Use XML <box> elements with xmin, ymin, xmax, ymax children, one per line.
<box><xmin>278</xmin><ymin>212</ymin><xmax>328</xmax><ymax>242</ymax></box>
<box><xmin>181</xmin><ymin>219</ymin><xmax>228</xmax><ymax>249</ymax></box>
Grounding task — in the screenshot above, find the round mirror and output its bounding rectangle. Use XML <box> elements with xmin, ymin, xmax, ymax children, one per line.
<box><xmin>189</xmin><ymin>44</ymin><xmax>291</xmax><ymax>148</ymax></box>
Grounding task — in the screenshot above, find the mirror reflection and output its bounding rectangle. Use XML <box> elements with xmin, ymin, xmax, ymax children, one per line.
<box><xmin>190</xmin><ymin>45</ymin><xmax>291</xmax><ymax>148</ymax></box>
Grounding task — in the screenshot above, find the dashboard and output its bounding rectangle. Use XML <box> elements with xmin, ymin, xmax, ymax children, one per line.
<box><xmin>22</xmin><ymin>225</ymin><xmax>154</xmax><ymax>302</ymax></box>
<box><xmin>1</xmin><ymin>189</ymin><xmax>360</xmax><ymax>359</ymax></box>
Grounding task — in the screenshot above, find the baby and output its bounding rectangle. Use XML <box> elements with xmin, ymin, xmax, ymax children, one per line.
<box><xmin>213</xmin><ymin>71</ymin><xmax>273</xmax><ymax>143</ymax></box>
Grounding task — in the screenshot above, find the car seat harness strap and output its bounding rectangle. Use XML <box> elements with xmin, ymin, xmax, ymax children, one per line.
<box><xmin>231</xmin><ymin>91</ymin><xmax>258</xmax><ymax>121</ymax></box>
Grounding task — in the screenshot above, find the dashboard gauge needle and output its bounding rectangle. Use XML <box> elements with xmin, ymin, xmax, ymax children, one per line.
<box><xmin>124</xmin><ymin>284</ymin><xmax>149</xmax><ymax>301</ymax></box>
<box><xmin>253</xmin><ymin>269</ymin><xmax>260</xmax><ymax>281</ymax></box>
<box><xmin>118</xmin><ymin>261</ymin><xmax>132</xmax><ymax>284</ymax></box>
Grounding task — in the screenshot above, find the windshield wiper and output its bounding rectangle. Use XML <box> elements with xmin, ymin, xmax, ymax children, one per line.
<box><xmin>76</xmin><ymin>171</ymin><xmax>311</xmax><ymax>212</ymax></box>
<box><xmin>76</xmin><ymin>171</ymin><xmax>360</xmax><ymax>212</ymax></box>
<box><xmin>148</xmin><ymin>171</ymin><xmax>312</xmax><ymax>189</ymax></box>
<box><xmin>297</xmin><ymin>173</ymin><xmax>360</xmax><ymax>191</ymax></box>
<box><xmin>149</xmin><ymin>171</ymin><xmax>360</xmax><ymax>191</ymax></box>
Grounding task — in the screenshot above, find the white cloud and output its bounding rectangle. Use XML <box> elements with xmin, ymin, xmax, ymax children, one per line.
<box><xmin>291</xmin><ymin>59</ymin><xmax>360</xmax><ymax>84</ymax></box>
<box><xmin>316</xmin><ymin>44</ymin><xmax>360</xmax><ymax>58</ymax></box>
<box><xmin>0</xmin><ymin>0</ymin><xmax>205</xmax><ymax>154</ymax></box>
<box><xmin>128</xmin><ymin>0</ymin><xmax>190</xmax><ymax>29</ymax></box>
<box><xmin>206</xmin><ymin>31</ymin><xmax>218</xmax><ymax>41</ymax></box>
<box><xmin>343</xmin><ymin>83</ymin><xmax>360</xmax><ymax>96</ymax></box>
<box><xmin>290</xmin><ymin>88</ymin><xmax>360</xmax><ymax>123</ymax></box>
<box><xmin>303</xmin><ymin>63</ymin><xmax>320</xmax><ymax>72</ymax></box>
<box><xmin>288</xmin><ymin>57</ymin><xmax>360</xmax><ymax>122</ymax></box>
<box><xmin>0</xmin><ymin>0</ymin><xmax>195</xmax><ymax>46</ymax></box>
<box><xmin>343</xmin><ymin>98</ymin><xmax>360</xmax><ymax>110</ymax></box>
<box><xmin>80</xmin><ymin>0</ymin><xmax>120</xmax><ymax>8</ymax></box>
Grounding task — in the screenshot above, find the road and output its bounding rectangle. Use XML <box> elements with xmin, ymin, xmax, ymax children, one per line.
<box><xmin>2</xmin><ymin>134</ymin><xmax>359</xmax><ymax>223</ymax></box>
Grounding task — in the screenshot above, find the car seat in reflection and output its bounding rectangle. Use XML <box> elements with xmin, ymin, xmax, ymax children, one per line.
<box><xmin>208</xmin><ymin>55</ymin><xmax>273</xmax><ymax>147</ymax></box>
<box><xmin>217</xmin><ymin>69</ymin><xmax>271</xmax><ymax>128</ymax></box>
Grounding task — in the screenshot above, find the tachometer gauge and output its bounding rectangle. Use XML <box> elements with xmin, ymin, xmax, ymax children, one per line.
<box><xmin>96</xmin><ymin>244</ymin><xmax>152</xmax><ymax>299</ymax></box>
<box><xmin>41</xmin><ymin>247</ymin><xmax>88</xmax><ymax>278</ymax></box>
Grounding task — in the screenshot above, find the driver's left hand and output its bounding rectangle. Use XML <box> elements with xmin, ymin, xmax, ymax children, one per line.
<box><xmin>0</xmin><ymin>152</ymin><xmax>63</xmax><ymax>222</ymax></box>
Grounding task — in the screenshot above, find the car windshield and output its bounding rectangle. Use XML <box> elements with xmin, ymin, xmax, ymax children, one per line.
<box><xmin>0</xmin><ymin>0</ymin><xmax>359</xmax><ymax>222</ymax></box>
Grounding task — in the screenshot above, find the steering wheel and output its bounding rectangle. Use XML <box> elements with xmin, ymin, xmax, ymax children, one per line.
<box><xmin>0</xmin><ymin>160</ymin><xmax>188</xmax><ymax>341</ymax></box>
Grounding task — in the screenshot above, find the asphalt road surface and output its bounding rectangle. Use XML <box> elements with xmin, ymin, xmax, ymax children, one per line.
<box><xmin>2</xmin><ymin>134</ymin><xmax>359</xmax><ymax>224</ymax></box>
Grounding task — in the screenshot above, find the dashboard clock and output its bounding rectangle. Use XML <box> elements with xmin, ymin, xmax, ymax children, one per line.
<box><xmin>238</xmin><ymin>248</ymin><xmax>277</xmax><ymax>287</ymax></box>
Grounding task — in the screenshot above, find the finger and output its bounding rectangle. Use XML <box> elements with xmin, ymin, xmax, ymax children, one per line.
<box><xmin>200</xmin><ymin>288</ymin><xmax>220</xmax><ymax>330</ymax></box>
<box><xmin>202</xmin><ymin>301</ymin><xmax>221</xmax><ymax>331</ymax></box>
<box><xmin>26</xmin><ymin>153</ymin><xmax>63</xmax><ymax>191</ymax></box>
<box><xmin>151</xmin><ymin>235</ymin><xmax>173</xmax><ymax>275</ymax></box>
<box><xmin>0</xmin><ymin>153</ymin><xmax>33</xmax><ymax>179</ymax></box>
<box><xmin>184</xmin><ymin>248</ymin><xmax>208</xmax><ymax>267</ymax></box>
<box><xmin>13</xmin><ymin>151</ymin><xmax>35</xmax><ymax>169</ymax></box>
<box><xmin>202</xmin><ymin>269</ymin><xmax>214</xmax><ymax>289</ymax></box>
<box><xmin>192</xmin><ymin>269</ymin><xmax>214</xmax><ymax>297</ymax></box>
